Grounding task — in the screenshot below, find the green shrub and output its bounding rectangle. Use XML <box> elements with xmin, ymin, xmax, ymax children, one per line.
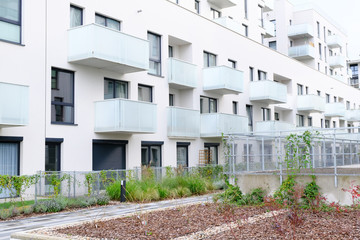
<box><xmin>33</xmin><ymin>203</ymin><xmax>48</xmax><ymax>213</ymax></box>
<box><xmin>23</xmin><ymin>206</ymin><xmax>33</xmax><ymax>215</ymax></box>
<box><xmin>244</xmin><ymin>188</ymin><xmax>266</xmax><ymax>205</ymax></box>
<box><xmin>42</xmin><ymin>199</ymin><xmax>64</xmax><ymax>212</ymax></box>
<box><xmin>96</xmin><ymin>194</ymin><xmax>110</xmax><ymax>205</ymax></box>
<box><xmin>106</xmin><ymin>181</ymin><xmax>122</xmax><ymax>200</ymax></box>
<box><xmin>0</xmin><ymin>209</ymin><xmax>11</xmax><ymax>220</ymax></box>
<box><xmin>274</xmin><ymin>176</ymin><xmax>296</xmax><ymax>204</ymax></box>
<box><xmin>175</xmin><ymin>187</ymin><xmax>191</xmax><ymax>197</ymax></box>
<box><xmin>303</xmin><ymin>177</ymin><xmax>320</xmax><ymax>207</ymax></box>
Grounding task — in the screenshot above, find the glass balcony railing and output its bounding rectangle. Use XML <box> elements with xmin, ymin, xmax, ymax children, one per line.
<box><xmin>68</xmin><ymin>24</ymin><xmax>149</xmax><ymax>74</ymax></box>
<box><xmin>288</xmin><ymin>45</ymin><xmax>316</xmax><ymax>60</ymax></box>
<box><xmin>327</xmin><ymin>35</ymin><xmax>344</xmax><ymax>49</ymax></box>
<box><xmin>203</xmin><ymin>66</ymin><xmax>244</xmax><ymax>94</ymax></box>
<box><xmin>297</xmin><ymin>95</ymin><xmax>325</xmax><ymax>113</ymax></box>
<box><xmin>329</xmin><ymin>55</ymin><xmax>346</xmax><ymax>68</ymax></box>
<box><xmin>249</xmin><ymin>80</ymin><xmax>287</xmax><ymax>104</ymax></box>
<box><xmin>200</xmin><ymin>113</ymin><xmax>248</xmax><ymax>137</ymax></box>
<box><xmin>255</xmin><ymin>121</ymin><xmax>295</xmax><ymax>135</ymax></box>
<box><xmin>207</xmin><ymin>0</ymin><xmax>237</xmax><ymax>9</ymax></box>
<box><xmin>288</xmin><ymin>24</ymin><xmax>314</xmax><ymax>39</ymax></box>
<box><xmin>167</xmin><ymin>58</ymin><xmax>197</xmax><ymax>89</ymax></box>
<box><xmin>345</xmin><ymin>110</ymin><xmax>360</xmax><ymax>122</ymax></box>
<box><xmin>167</xmin><ymin>107</ymin><xmax>200</xmax><ymax>138</ymax></box>
<box><xmin>325</xmin><ymin>102</ymin><xmax>346</xmax><ymax>117</ymax></box>
<box><xmin>0</xmin><ymin>82</ymin><xmax>29</xmax><ymax>127</ymax></box>
<box><xmin>94</xmin><ymin>98</ymin><xmax>157</xmax><ymax>133</ymax></box>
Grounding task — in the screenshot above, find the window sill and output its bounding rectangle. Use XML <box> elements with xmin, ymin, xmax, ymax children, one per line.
<box><xmin>0</xmin><ymin>39</ymin><xmax>25</xmax><ymax>46</ymax></box>
<box><xmin>147</xmin><ymin>73</ymin><xmax>164</xmax><ymax>78</ymax></box>
<box><xmin>51</xmin><ymin>122</ymin><xmax>78</xmax><ymax>126</ymax></box>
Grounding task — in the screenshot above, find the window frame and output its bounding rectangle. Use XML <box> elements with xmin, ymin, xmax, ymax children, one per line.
<box><xmin>195</xmin><ymin>0</ymin><xmax>200</xmax><ymax>14</ymax></box>
<box><xmin>0</xmin><ymin>0</ymin><xmax>22</xmax><ymax>44</ymax></box>
<box><xmin>51</xmin><ymin>68</ymin><xmax>75</xmax><ymax>125</ymax></box>
<box><xmin>203</xmin><ymin>51</ymin><xmax>217</xmax><ymax>67</ymax></box>
<box><xmin>210</xmin><ymin>8</ymin><xmax>221</xmax><ymax>19</ymax></box>
<box><xmin>104</xmin><ymin>78</ymin><xmax>128</xmax><ymax>99</ymax></box>
<box><xmin>141</xmin><ymin>141</ymin><xmax>163</xmax><ymax>167</ymax></box>
<box><xmin>232</xmin><ymin>101</ymin><xmax>238</xmax><ymax>114</ymax></box>
<box><xmin>147</xmin><ymin>32</ymin><xmax>162</xmax><ymax>76</ymax></box>
<box><xmin>177</xmin><ymin>142</ymin><xmax>190</xmax><ymax>167</ymax></box>
<box><xmin>138</xmin><ymin>84</ymin><xmax>153</xmax><ymax>103</ymax></box>
<box><xmin>242</xmin><ymin>24</ymin><xmax>248</xmax><ymax>37</ymax></box>
<box><xmin>70</xmin><ymin>4</ymin><xmax>83</xmax><ymax>28</ymax></box>
<box><xmin>296</xmin><ymin>114</ymin><xmax>304</xmax><ymax>127</ymax></box>
<box><xmin>261</xmin><ymin>107</ymin><xmax>271</xmax><ymax>121</ymax></box>
<box><xmin>95</xmin><ymin>13</ymin><xmax>121</xmax><ymax>31</ymax></box>
<box><xmin>200</xmin><ymin>96</ymin><xmax>217</xmax><ymax>113</ymax></box>
<box><xmin>228</xmin><ymin>59</ymin><xmax>237</xmax><ymax>68</ymax></box>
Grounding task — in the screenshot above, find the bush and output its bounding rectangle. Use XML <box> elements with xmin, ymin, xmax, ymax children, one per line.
<box><xmin>273</xmin><ymin>176</ymin><xmax>296</xmax><ymax>204</ymax></box>
<box><xmin>42</xmin><ymin>199</ymin><xmax>64</xmax><ymax>212</ymax></box>
<box><xmin>33</xmin><ymin>203</ymin><xmax>48</xmax><ymax>213</ymax></box>
<box><xmin>0</xmin><ymin>209</ymin><xmax>11</xmax><ymax>220</ymax></box>
<box><xmin>96</xmin><ymin>194</ymin><xmax>110</xmax><ymax>205</ymax></box>
<box><xmin>303</xmin><ymin>177</ymin><xmax>320</xmax><ymax>207</ymax></box>
<box><xmin>106</xmin><ymin>181</ymin><xmax>122</xmax><ymax>200</ymax></box>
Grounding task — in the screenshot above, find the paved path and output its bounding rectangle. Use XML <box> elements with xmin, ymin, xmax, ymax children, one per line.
<box><xmin>0</xmin><ymin>194</ymin><xmax>213</xmax><ymax>240</ymax></box>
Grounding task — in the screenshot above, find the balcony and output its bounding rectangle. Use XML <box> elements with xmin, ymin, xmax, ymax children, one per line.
<box><xmin>288</xmin><ymin>24</ymin><xmax>314</xmax><ymax>39</ymax></box>
<box><xmin>263</xmin><ymin>20</ymin><xmax>275</xmax><ymax>38</ymax></box>
<box><xmin>94</xmin><ymin>99</ymin><xmax>157</xmax><ymax>133</ymax></box>
<box><xmin>203</xmin><ymin>66</ymin><xmax>244</xmax><ymax>94</ymax></box>
<box><xmin>255</xmin><ymin>121</ymin><xmax>295</xmax><ymax>135</ymax></box>
<box><xmin>288</xmin><ymin>45</ymin><xmax>316</xmax><ymax>60</ymax></box>
<box><xmin>200</xmin><ymin>113</ymin><xmax>248</xmax><ymax>137</ymax></box>
<box><xmin>249</xmin><ymin>80</ymin><xmax>287</xmax><ymax>104</ymax></box>
<box><xmin>329</xmin><ymin>55</ymin><xmax>346</xmax><ymax>68</ymax></box>
<box><xmin>332</xmin><ymin>74</ymin><xmax>347</xmax><ymax>83</ymax></box>
<box><xmin>68</xmin><ymin>24</ymin><xmax>149</xmax><ymax>74</ymax></box>
<box><xmin>207</xmin><ymin>0</ymin><xmax>236</xmax><ymax>9</ymax></box>
<box><xmin>167</xmin><ymin>58</ymin><xmax>197</xmax><ymax>89</ymax></box>
<box><xmin>345</xmin><ymin>110</ymin><xmax>360</xmax><ymax>122</ymax></box>
<box><xmin>324</xmin><ymin>102</ymin><xmax>346</xmax><ymax>117</ymax></box>
<box><xmin>167</xmin><ymin>107</ymin><xmax>200</xmax><ymax>138</ymax></box>
<box><xmin>327</xmin><ymin>35</ymin><xmax>343</xmax><ymax>49</ymax></box>
<box><xmin>213</xmin><ymin>17</ymin><xmax>243</xmax><ymax>35</ymax></box>
<box><xmin>0</xmin><ymin>82</ymin><xmax>28</xmax><ymax>128</ymax></box>
<box><xmin>297</xmin><ymin>95</ymin><xmax>325</xmax><ymax>113</ymax></box>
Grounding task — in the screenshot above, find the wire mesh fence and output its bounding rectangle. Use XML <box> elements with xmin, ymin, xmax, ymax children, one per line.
<box><xmin>224</xmin><ymin>127</ymin><xmax>360</xmax><ymax>187</ymax></box>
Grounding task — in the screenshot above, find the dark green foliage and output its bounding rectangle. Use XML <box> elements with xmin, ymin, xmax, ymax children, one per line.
<box><xmin>302</xmin><ymin>177</ymin><xmax>320</xmax><ymax>207</ymax></box>
<box><xmin>274</xmin><ymin>176</ymin><xmax>296</xmax><ymax>204</ymax></box>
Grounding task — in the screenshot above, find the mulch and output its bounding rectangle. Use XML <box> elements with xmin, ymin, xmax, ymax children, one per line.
<box><xmin>53</xmin><ymin>203</ymin><xmax>360</xmax><ymax>239</ymax></box>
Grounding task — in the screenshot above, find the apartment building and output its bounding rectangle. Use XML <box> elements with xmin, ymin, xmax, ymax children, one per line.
<box><xmin>348</xmin><ymin>59</ymin><xmax>360</xmax><ymax>89</ymax></box>
<box><xmin>263</xmin><ymin>0</ymin><xmax>349</xmax><ymax>83</ymax></box>
<box><xmin>1</xmin><ymin>0</ymin><xmax>360</xmax><ymax>179</ymax></box>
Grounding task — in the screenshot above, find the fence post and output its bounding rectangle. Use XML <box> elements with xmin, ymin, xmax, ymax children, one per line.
<box><xmin>261</xmin><ymin>137</ymin><xmax>265</xmax><ymax>171</ymax></box>
<box><xmin>39</xmin><ymin>171</ymin><xmax>42</xmax><ymax>197</ymax></box>
<box><xmin>342</xmin><ymin>140</ymin><xmax>345</xmax><ymax>166</ymax></box>
<box><xmin>246</xmin><ymin>138</ymin><xmax>250</xmax><ymax>172</ymax></box>
<box><xmin>322</xmin><ymin>139</ymin><xmax>326</xmax><ymax>168</ymax></box>
<box><xmin>350</xmin><ymin>141</ymin><xmax>353</xmax><ymax>165</ymax></box>
<box><xmin>34</xmin><ymin>174</ymin><xmax>38</xmax><ymax>205</ymax></box>
<box><xmin>333</xmin><ymin>131</ymin><xmax>338</xmax><ymax>188</ymax></box>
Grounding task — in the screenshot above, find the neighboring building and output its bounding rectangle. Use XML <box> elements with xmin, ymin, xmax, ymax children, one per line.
<box><xmin>1</xmin><ymin>0</ymin><xmax>360</xmax><ymax>177</ymax></box>
<box><xmin>263</xmin><ymin>0</ymin><xmax>349</xmax><ymax>83</ymax></box>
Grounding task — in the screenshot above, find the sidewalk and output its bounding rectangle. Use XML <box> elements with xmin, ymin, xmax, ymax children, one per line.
<box><xmin>0</xmin><ymin>194</ymin><xmax>213</xmax><ymax>240</ymax></box>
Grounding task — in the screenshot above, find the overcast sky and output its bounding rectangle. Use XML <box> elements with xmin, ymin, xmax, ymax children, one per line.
<box><xmin>288</xmin><ymin>0</ymin><xmax>360</xmax><ymax>60</ymax></box>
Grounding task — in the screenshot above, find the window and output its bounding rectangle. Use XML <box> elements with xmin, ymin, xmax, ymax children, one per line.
<box><xmin>200</xmin><ymin>96</ymin><xmax>217</xmax><ymax>113</ymax></box>
<box><xmin>104</xmin><ymin>78</ymin><xmax>128</xmax><ymax>99</ymax></box>
<box><xmin>329</xmin><ymin>49</ymin><xmax>333</xmax><ymax>56</ymax></box>
<box><xmin>269</xmin><ymin>41</ymin><xmax>277</xmax><ymax>50</ymax></box>
<box><xmin>297</xmin><ymin>84</ymin><xmax>303</xmax><ymax>95</ymax></box>
<box><xmin>346</xmin><ymin>101</ymin><xmax>350</xmax><ymax>110</ymax></box>
<box><xmin>169</xmin><ymin>94</ymin><xmax>174</xmax><ymax>106</ymax></box>
<box><xmin>334</xmin><ymin>96</ymin><xmax>337</xmax><ymax>102</ymax></box>
<box><xmin>275</xmin><ymin>112</ymin><xmax>279</xmax><ymax>121</ymax></box>
<box><xmin>203</xmin><ymin>51</ymin><xmax>216</xmax><ymax>67</ymax></box>
<box><xmin>317</xmin><ymin>63</ymin><xmax>320</xmax><ymax>71</ymax></box>
<box><xmin>45</xmin><ymin>139</ymin><xmax>62</xmax><ymax>171</ymax></box>
<box><xmin>328</xmin><ymin>30</ymin><xmax>331</xmax><ymax>36</ymax></box>
<box><xmin>249</xmin><ymin>67</ymin><xmax>254</xmax><ymax>81</ymax></box>
<box><xmin>333</xmin><ymin>121</ymin><xmax>336</xmax><ymax>128</ymax></box>
<box><xmin>228</xmin><ymin>59</ymin><xmax>236</xmax><ymax>68</ymax></box>
<box><xmin>305</xmin><ymin>86</ymin><xmax>308</xmax><ymax>95</ymax></box>
<box><xmin>244</xmin><ymin>0</ymin><xmax>248</xmax><ymax>19</ymax></box>
<box><xmin>246</xmin><ymin>105</ymin><xmax>253</xmax><ymax>132</ymax></box>
<box><xmin>204</xmin><ymin>143</ymin><xmax>219</xmax><ymax>164</ymax></box>
<box><xmin>70</xmin><ymin>5</ymin><xmax>83</xmax><ymax>28</ymax></box>
<box><xmin>308</xmin><ymin>117</ymin><xmax>312</xmax><ymax>127</ymax></box>
<box><xmin>270</xmin><ymin>20</ymin><xmax>276</xmax><ymax>36</ymax></box>
<box><xmin>261</xmin><ymin>108</ymin><xmax>270</xmax><ymax>121</ymax></box>
<box><xmin>261</xmin><ymin>34</ymin><xmax>265</xmax><ymax>44</ymax></box>
<box><xmin>242</xmin><ymin>24</ymin><xmax>248</xmax><ymax>37</ymax></box>
<box><xmin>296</xmin><ymin>114</ymin><xmax>304</xmax><ymax>127</ymax></box>
<box><xmin>51</xmin><ymin>68</ymin><xmax>74</xmax><ymax>124</ymax></box>
<box><xmin>148</xmin><ymin>32</ymin><xmax>161</xmax><ymax>75</ymax></box>
<box><xmin>0</xmin><ymin>0</ymin><xmax>21</xmax><ymax>43</ymax></box>
<box><xmin>330</xmin><ymin>69</ymin><xmax>333</xmax><ymax>75</ymax></box>
<box><xmin>177</xmin><ymin>143</ymin><xmax>189</xmax><ymax>167</ymax></box>
<box><xmin>258</xmin><ymin>5</ymin><xmax>263</xmax><ymax>27</ymax></box>
<box><xmin>325</xmin><ymin>66</ymin><xmax>328</xmax><ymax>75</ymax></box>
<box><xmin>321</xmin><ymin>119</ymin><xmax>324</xmax><ymax>128</ymax></box>
<box><xmin>289</xmin><ymin>19</ymin><xmax>292</xmax><ymax>25</ymax></box>
<box><xmin>290</xmin><ymin>40</ymin><xmax>293</xmax><ymax>47</ymax></box>
<box><xmin>138</xmin><ymin>84</ymin><xmax>152</xmax><ymax>102</ymax></box>
<box><xmin>325</xmin><ymin>94</ymin><xmax>330</xmax><ymax>103</ymax></box>
<box><xmin>168</xmin><ymin>45</ymin><xmax>173</xmax><ymax>58</ymax></box>
<box><xmin>141</xmin><ymin>142</ymin><xmax>162</xmax><ymax>167</ymax></box>
<box><xmin>317</xmin><ymin>90</ymin><xmax>321</xmax><ymax>96</ymax></box>
<box><xmin>324</xmin><ymin>46</ymin><xmax>327</xmax><ymax>62</ymax></box>
<box><xmin>258</xmin><ymin>70</ymin><xmax>267</xmax><ymax>81</ymax></box>
<box><xmin>317</xmin><ymin>21</ymin><xmax>320</xmax><ymax>38</ymax></box>
<box><xmin>210</xmin><ymin>8</ymin><xmax>221</xmax><ymax>19</ymax></box>
<box><xmin>195</xmin><ymin>0</ymin><xmax>200</xmax><ymax>14</ymax></box>
<box><xmin>325</xmin><ymin>119</ymin><xmax>330</xmax><ymax>128</ymax></box>
<box><xmin>319</xmin><ymin>43</ymin><xmax>322</xmax><ymax>60</ymax></box>
<box><xmin>323</xmin><ymin>26</ymin><xmax>326</xmax><ymax>42</ymax></box>
<box><xmin>95</xmin><ymin>14</ymin><xmax>120</xmax><ymax>30</ymax></box>
<box><xmin>232</xmin><ymin>101</ymin><xmax>238</xmax><ymax>114</ymax></box>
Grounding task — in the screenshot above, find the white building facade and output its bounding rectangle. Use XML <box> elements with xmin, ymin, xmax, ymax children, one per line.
<box><xmin>1</xmin><ymin>0</ymin><xmax>360</xmax><ymax>177</ymax></box>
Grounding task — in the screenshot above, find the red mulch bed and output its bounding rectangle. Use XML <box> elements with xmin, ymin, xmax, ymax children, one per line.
<box><xmin>53</xmin><ymin>203</ymin><xmax>360</xmax><ymax>239</ymax></box>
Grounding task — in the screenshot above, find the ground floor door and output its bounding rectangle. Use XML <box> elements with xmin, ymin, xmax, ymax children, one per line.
<box><xmin>92</xmin><ymin>141</ymin><xmax>126</xmax><ymax>170</ymax></box>
<box><xmin>0</xmin><ymin>143</ymin><xmax>19</xmax><ymax>198</ymax></box>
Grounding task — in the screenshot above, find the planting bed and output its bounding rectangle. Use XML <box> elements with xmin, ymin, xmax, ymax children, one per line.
<box><xmin>32</xmin><ymin>203</ymin><xmax>360</xmax><ymax>239</ymax></box>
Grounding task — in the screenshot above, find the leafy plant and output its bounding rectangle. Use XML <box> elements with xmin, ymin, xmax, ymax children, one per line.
<box><xmin>302</xmin><ymin>176</ymin><xmax>321</xmax><ymax>207</ymax></box>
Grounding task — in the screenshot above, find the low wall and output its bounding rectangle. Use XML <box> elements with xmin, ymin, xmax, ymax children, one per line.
<box><xmin>236</xmin><ymin>174</ymin><xmax>360</xmax><ymax>205</ymax></box>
